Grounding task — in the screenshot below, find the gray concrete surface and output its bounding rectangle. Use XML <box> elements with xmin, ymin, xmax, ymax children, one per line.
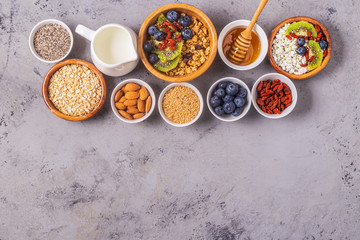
<box><xmin>1</xmin><ymin>0</ymin><xmax>359</xmax><ymax>239</ymax></box>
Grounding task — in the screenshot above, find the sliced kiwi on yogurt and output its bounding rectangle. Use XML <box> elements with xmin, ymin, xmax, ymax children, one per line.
<box><xmin>307</xmin><ymin>40</ymin><xmax>323</xmax><ymax>71</ymax></box>
<box><xmin>152</xmin><ymin>40</ymin><xmax>183</xmax><ymax>62</ymax></box>
<box><xmin>286</xmin><ymin>21</ymin><xmax>317</xmax><ymax>38</ymax></box>
<box><xmin>154</xmin><ymin>55</ymin><xmax>180</xmax><ymax>72</ymax></box>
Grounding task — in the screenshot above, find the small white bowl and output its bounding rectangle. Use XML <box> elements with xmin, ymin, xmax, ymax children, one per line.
<box><xmin>29</xmin><ymin>19</ymin><xmax>73</xmax><ymax>64</ymax></box>
<box><xmin>207</xmin><ymin>77</ymin><xmax>251</xmax><ymax>122</ymax></box>
<box><xmin>251</xmin><ymin>73</ymin><xmax>297</xmax><ymax>119</ymax></box>
<box><xmin>158</xmin><ymin>83</ymin><xmax>204</xmax><ymax>127</ymax></box>
<box><xmin>111</xmin><ymin>79</ymin><xmax>156</xmax><ymax>123</ymax></box>
<box><xmin>218</xmin><ymin>20</ymin><xmax>268</xmax><ymax>71</ymax></box>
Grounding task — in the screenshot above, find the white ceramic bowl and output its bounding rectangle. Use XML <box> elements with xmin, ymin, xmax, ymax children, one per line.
<box><xmin>251</xmin><ymin>73</ymin><xmax>297</xmax><ymax>119</ymax></box>
<box><xmin>207</xmin><ymin>77</ymin><xmax>251</xmax><ymax>122</ymax></box>
<box><xmin>158</xmin><ymin>83</ymin><xmax>204</xmax><ymax>127</ymax></box>
<box><xmin>218</xmin><ymin>20</ymin><xmax>268</xmax><ymax>71</ymax></box>
<box><xmin>111</xmin><ymin>79</ymin><xmax>156</xmax><ymax>123</ymax></box>
<box><xmin>29</xmin><ymin>19</ymin><xmax>73</xmax><ymax>64</ymax></box>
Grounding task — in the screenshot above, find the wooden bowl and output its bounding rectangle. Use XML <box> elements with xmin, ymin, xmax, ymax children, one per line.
<box><xmin>268</xmin><ymin>16</ymin><xmax>332</xmax><ymax>80</ymax></box>
<box><xmin>138</xmin><ymin>3</ymin><xmax>218</xmax><ymax>83</ymax></box>
<box><xmin>42</xmin><ymin>59</ymin><xmax>107</xmax><ymax>121</ymax></box>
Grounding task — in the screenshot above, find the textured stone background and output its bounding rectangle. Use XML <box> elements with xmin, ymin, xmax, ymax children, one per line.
<box><xmin>0</xmin><ymin>0</ymin><xmax>359</xmax><ymax>239</ymax></box>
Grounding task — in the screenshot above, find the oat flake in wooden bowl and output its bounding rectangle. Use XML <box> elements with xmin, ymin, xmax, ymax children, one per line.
<box><xmin>159</xmin><ymin>83</ymin><xmax>203</xmax><ymax>127</ymax></box>
<box><xmin>42</xmin><ymin>59</ymin><xmax>107</xmax><ymax>121</ymax></box>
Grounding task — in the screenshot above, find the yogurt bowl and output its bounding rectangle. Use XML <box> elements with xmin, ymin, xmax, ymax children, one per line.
<box><xmin>218</xmin><ymin>20</ymin><xmax>268</xmax><ymax>71</ymax></box>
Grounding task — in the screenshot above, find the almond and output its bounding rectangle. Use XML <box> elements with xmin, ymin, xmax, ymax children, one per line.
<box><xmin>137</xmin><ymin>99</ymin><xmax>145</xmax><ymax>112</ymax></box>
<box><xmin>114</xmin><ymin>90</ymin><xmax>123</xmax><ymax>102</ymax></box>
<box><xmin>119</xmin><ymin>96</ymin><xmax>126</xmax><ymax>103</ymax></box>
<box><xmin>115</xmin><ymin>102</ymin><xmax>126</xmax><ymax>110</ymax></box>
<box><xmin>125</xmin><ymin>91</ymin><xmax>140</xmax><ymax>100</ymax></box>
<box><xmin>119</xmin><ymin>110</ymin><xmax>132</xmax><ymax>120</ymax></box>
<box><xmin>127</xmin><ymin>106</ymin><xmax>140</xmax><ymax>115</ymax></box>
<box><xmin>145</xmin><ymin>96</ymin><xmax>152</xmax><ymax>113</ymax></box>
<box><xmin>139</xmin><ymin>86</ymin><xmax>149</xmax><ymax>100</ymax></box>
<box><xmin>125</xmin><ymin>83</ymin><xmax>140</xmax><ymax>92</ymax></box>
<box><xmin>124</xmin><ymin>99</ymin><xmax>137</xmax><ymax>106</ymax></box>
<box><xmin>133</xmin><ymin>113</ymin><xmax>145</xmax><ymax>119</ymax></box>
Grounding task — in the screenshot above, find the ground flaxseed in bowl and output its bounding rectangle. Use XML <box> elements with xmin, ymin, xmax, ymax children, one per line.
<box><xmin>33</xmin><ymin>23</ymin><xmax>71</xmax><ymax>61</ymax></box>
<box><xmin>48</xmin><ymin>64</ymin><xmax>102</xmax><ymax>117</ymax></box>
<box><xmin>162</xmin><ymin>85</ymin><xmax>201</xmax><ymax>125</ymax></box>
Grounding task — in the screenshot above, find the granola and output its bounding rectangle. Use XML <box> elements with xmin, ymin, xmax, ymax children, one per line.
<box><xmin>167</xmin><ymin>15</ymin><xmax>211</xmax><ymax>76</ymax></box>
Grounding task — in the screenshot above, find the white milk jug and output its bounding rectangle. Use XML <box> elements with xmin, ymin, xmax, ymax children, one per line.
<box><xmin>75</xmin><ymin>24</ymin><xmax>139</xmax><ymax>77</ymax></box>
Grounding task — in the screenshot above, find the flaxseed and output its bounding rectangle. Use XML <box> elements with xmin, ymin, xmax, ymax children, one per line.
<box><xmin>162</xmin><ymin>86</ymin><xmax>200</xmax><ymax>124</ymax></box>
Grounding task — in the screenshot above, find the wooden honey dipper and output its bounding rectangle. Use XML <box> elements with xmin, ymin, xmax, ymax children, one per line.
<box><xmin>228</xmin><ymin>0</ymin><xmax>269</xmax><ymax>63</ymax></box>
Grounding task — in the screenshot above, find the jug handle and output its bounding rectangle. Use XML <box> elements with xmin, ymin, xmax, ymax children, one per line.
<box><xmin>75</xmin><ymin>24</ymin><xmax>95</xmax><ymax>41</ymax></box>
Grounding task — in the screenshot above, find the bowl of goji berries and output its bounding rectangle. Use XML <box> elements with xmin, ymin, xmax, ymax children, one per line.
<box><xmin>251</xmin><ymin>73</ymin><xmax>297</xmax><ymax>119</ymax></box>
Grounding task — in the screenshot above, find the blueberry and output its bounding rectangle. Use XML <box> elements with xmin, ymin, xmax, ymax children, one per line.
<box><xmin>222</xmin><ymin>94</ymin><xmax>234</xmax><ymax>103</ymax></box>
<box><xmin>214</xmin><ymin>106</ymin><xmax>225</xmax><ymax>116</ymax></box>
<box><xmin>214</xmin><ymin>88</ymin><xmax>225</xmax><ymax>98</ymax></box>
<box><xmin>143</xmin><ymin>41</ymin><xmax>153</xmax><ymax>52</ymax></box>
<box><xmin>237</xmin><ymin>87</ymin><xmax>247</xmax><ymax>98</ymax></box>
<box><xmin>223</xmin><ymin>102</ymin><xmax>236</xmax><ymax>114</ymax></box>
<box><xmin>210</xmin><ymin>96</ymin><xmax>222</xmax><ymax>108</ymax></box>
<box><xmin>226</xmin><ymin>83</ymin><xmax>239</xmax><ymax>95</ymax></box>
<box><xmin>296</xmin><ymin>46</ymin><xmax>306</xmax><ymax>55</ymax></box>
<box><xmin>297</xmin><ymin>37</ymin><xmax>305</xmax><ymax>46</ymax></box>
<box><xmin>319</xmin><ymin>40</ymin><xmax>328</xmax><ymax>49</ymax></box>
<box><xmin>234</xmin><ymin>97</ymin><xmax>246</xmax><ymax>107</ymax></box>
<box><xmin>148</xmin><ymin>53</ymin><xmax>159</xmax><ymax>64</ymax></box>
<box><xmin>218</xmin><ymin>81</ymin><xmax>229</xmax><ymax>89</ymax></box>
<box><xmin>154</xmin><ymin>31</ymin><xmax>165</xmax><ymax>41</ymax></box>
<box><xmin>166</xmin><ymin>10</ymin><xmax>179</xmax><ymax>22</ymax></box>
<box><xmin>148</xmin><ymin>25</ymin><xmax>158</xmax><ymax>36</ymax></box>
<box><xmin>179</xmin><ymin>15</ymin><xmax>191</xmax><ymax>27</ymax></box>
<box><xmin>232</xmin><ymin>107</ymin><xmax>244</xmax><ymax>117</ymax></box>
<box><xmin>181</xmin><ymin>28</ymin><xmax>193</xmax><ymax>40</ymax></box>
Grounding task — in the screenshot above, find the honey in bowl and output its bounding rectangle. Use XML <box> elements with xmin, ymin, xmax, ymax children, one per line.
<box><xmin>223</xmin><ymin>26</ymin><xmax>261</xmax><ymax>66</ymax></box>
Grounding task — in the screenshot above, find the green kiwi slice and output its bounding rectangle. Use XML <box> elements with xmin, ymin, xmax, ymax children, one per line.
<box><xmin>307</xmin><ymin>40</ymin><xmax>323</xmax><ymax>71</ymax></box>
<box><xmin>286</xmin><ymin>21</ymin><xmax>317</xmax><ymax>38</ymax></box>
<box><xmin>154</xmin><ymin>55</ymin><xmax>181</xmax><ymax>72</ymax></box>
<box><xmin>156</xmin><ymin>14</ymin><xmax>167</xmax><ymax>31</ymax></box>
<box><xmin>152</xmin><ymin>39</ymin><xmax>183</xmax><ymax>62</ymax></box>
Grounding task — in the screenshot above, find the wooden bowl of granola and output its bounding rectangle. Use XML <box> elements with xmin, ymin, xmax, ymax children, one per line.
<box><xmin>138</xmin><ymin>3</ymin><xmax>217</xmax><ymax>82</ymax></box>
<box><xmin>42</xmin><ymin>59</ymin><xmax>107</xmax><ymax>121</ymax></box>
<box><xmin>268</xmin><ymin>16</ymin><xmax>332</xmax><ymax>80</ymax></box>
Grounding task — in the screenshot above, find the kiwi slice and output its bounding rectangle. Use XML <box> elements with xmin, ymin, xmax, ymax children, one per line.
<box><xmin>286</xmin><ymin>21</ymin><xmax>317</xmax><ymax>38</ymax></box>
<box><xmin>154</xmin><ymin>55</ymin><xmax>180</xmax><ymax>72</ymax></box>
<box><xmin>152</xmin><ymin>40</ymin><xmax>183</xmax><ymax>62</ymax></box>
<box><xmin>307</xmin><ymin>40</ymin><xmax>323</xmax><ymax>71</ymax></box>
<box><xmin>156</xmin><ymin>13</ymin><xmax>167</xmax><ymax>31</ymax></box>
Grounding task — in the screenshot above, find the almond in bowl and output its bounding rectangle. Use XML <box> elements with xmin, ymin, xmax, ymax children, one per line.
<box><xmin>111</xmin><ymin>79</ymin><xmax>155</xmax><ymax>123</ymax></box>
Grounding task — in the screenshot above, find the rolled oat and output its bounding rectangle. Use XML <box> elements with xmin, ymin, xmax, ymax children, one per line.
<box><xmin>48</xmin><ymin>64</ymin><xmax>102</xmax><ymax>117</ymax></box>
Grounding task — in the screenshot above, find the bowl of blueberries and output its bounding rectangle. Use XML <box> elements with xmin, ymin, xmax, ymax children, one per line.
<box><xmin>207</xmin><ymin>77</ymin><xmax>251</xmax><ymax>122</ymax></box>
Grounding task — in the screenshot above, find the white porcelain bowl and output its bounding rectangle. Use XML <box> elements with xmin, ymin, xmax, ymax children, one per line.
<box><xmin>158</xmin><ymin>83</ymin><xmax>204</xmax><ymax>127</ymax></box>
<box><xmin>207</xmin><ymin>77</ymin><xmax>251</xmax><ymax>122</ymax></box>
<box><xmin>251</xmin><ymin>73</ymin><xmax>297</xmax><ymax>119</ymax></box>
<box><xmin>29</xmin><ymin>19</ymin><xmax>73</xmax><ymax>64</ymax></box>
<box><xmin>218</xmin><ymin>20</ymin><xmax>268</xmax><ymax>71</ymax></box>
<box><xmin>111</xmin><ymin>79</ymin><xmax>156</xmax><ymax>123</ymax></box>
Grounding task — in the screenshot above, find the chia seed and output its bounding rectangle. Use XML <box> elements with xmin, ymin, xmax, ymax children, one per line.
<box><xmin>33</xmin><ymin>23</ymin><xmax>71</xmax><ymax>61</ymax></box>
